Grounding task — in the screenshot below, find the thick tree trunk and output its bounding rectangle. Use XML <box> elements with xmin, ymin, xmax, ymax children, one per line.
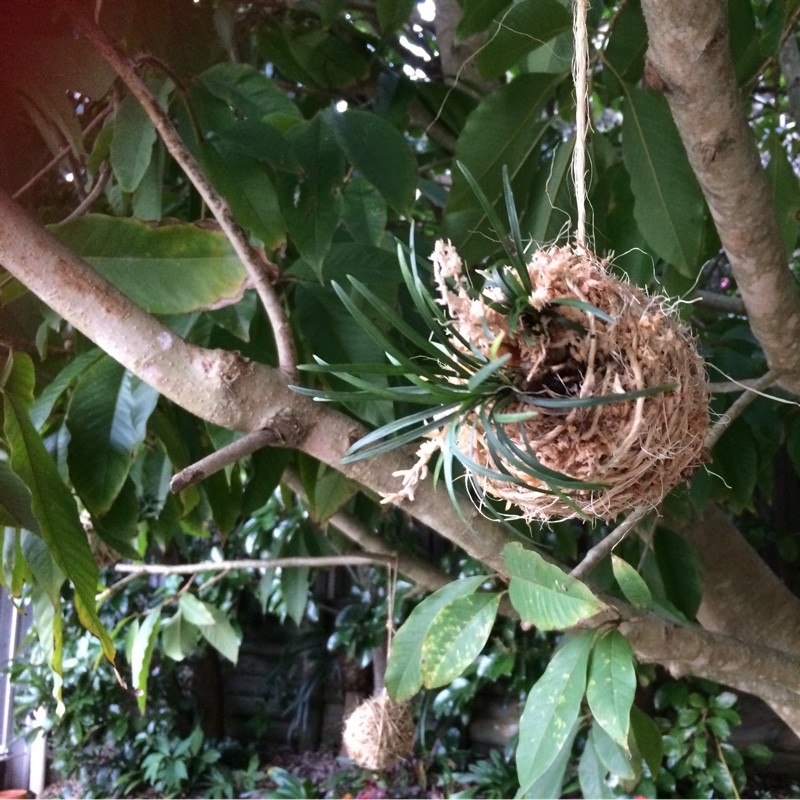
<box><xmin>640</xmin><ymin>0</ymin><xmax>800</xmax><ymax>394</ymax></box>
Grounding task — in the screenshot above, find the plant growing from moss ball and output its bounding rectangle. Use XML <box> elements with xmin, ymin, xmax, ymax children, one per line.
<box><xmin>295</xmin><ymin>166</ymin><xmax>708</xmax><ymax>523</ymax></box>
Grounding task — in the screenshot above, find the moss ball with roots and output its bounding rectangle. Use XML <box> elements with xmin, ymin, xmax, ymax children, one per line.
<box><xmin>422</xmin><ymin>240</ymin><xmax>709</xmax><ymax>522</ymax></box>
<box><xmin>342</xmin><ymin>692</ymin><xmax>415</xmax><ymax>770</ymax></box>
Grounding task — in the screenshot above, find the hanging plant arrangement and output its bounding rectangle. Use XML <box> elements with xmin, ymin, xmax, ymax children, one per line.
<box><xmin>293</xmin><ymin>164</ymin><xmax>708</xmax><ymax>523</ymax></box>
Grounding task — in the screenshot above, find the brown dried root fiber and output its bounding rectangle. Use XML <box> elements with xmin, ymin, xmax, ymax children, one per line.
<box><xmin>388</xmin><ymin>241</ymin><xmax>709</xmax><ymax>522</ymax></box>
<box><xmin>342</xmin><ymin>692</ymin><xmax>414</xmax><ymax>770</ymax></box>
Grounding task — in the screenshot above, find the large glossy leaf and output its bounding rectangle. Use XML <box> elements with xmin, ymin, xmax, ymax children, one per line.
<box><xmin>131</xmin><ymin>607</ymin><xmax>162</xmax><ymax>714</ymax></box>
<box><xmin>198</xmin><ymin>63</ymin><xmax>302</xmax><ymax>120</ymax></box>
<box><xmin>377</xmin><ymin>0</ymin><xmax>416</xmax><ymax>32</ymax></box>
<box><xmin>586</xmin><ymin>630</ymin><xmax>636</xmax><ymax>749</ymax></box>
<box><xmin>603</xmin><ymin>0</ymin><xmax>647</xmax><ymax>91</ymax></box>
<box><xmin>622</xmin><ymin>85</ymin><xmax>707</xmax><ymax>275</ymax></box>
<box><xmin>524</xmin><ymin>134</ymin><xmax>575</xmax><ymax>245</ymax></box>
<box><xmin>50</xmin><ymin>216</ymin><xmax>250</xmax><ymax>314</ymax></box>
<box><xmin>476</xmin><ymin>0</ymin><xmax>572</xmax><ymax>79</ymax></box>
<box><xmin>630</xmin><ymin>705</ymin><xmax>664</xmax><ymax>777</ymax></box>
<box><xmin>332</xmin><ymin>109</ymin><xmax>416</xmax><ymax>213</ymax></box>
<box><xmin>342</xmin><ymin>178</ymin><xmax>388</xmax><ymax>246</ymax></box>
<box><xmin>577</xmin><ymin>726</ymin><xmax>615</xmax><ymax>799</ymax></box>
<box><xmin>2</xmin><ymin>353</ymin><xmax>115</xmax><ymax>664</ymax></box>
<box><xmin>216</xmin><ymin>118</ymin><xmax>302</xmax><ymax>174</ymax></box>
<box><xmin>111</xmin><ymin>78</ymin><xmax>172</xmax><ymax>193</ymax></box>
<box><xmin>517</xmin><ymin>632</ymin><xmax>593</xmax><ymax>793</ymax></box>
<box><xmin>66</xmin><ymin>356</ymin><xmax>158</xmax><ymax>515</ymax></box>
<box><xmin>457</xmin><ymin>0</ymin><xmax>512</xmax><ymax>40</ymax></box>
<box><xmin>443</xmin><ymin>74</ymin><xmax>561</xmax><ymax>260</ymax></box>
<box><xmin>765</xmin><ymin>134</ymin><xmax>800</xmax><ymax>257</ymax></box>
<box><xmin>611</xmin><ymin>554</ymin><xmax>653</xmax><ymax>611</ymax></box>
<box><xmin>0</xmin><ymin>461</ymin><xmax>38</xmax><ymax>531</ymax></box>
<box><xmin>420</xmin><ymin>592</ymin><xmax>500</xmax><ymax>688</ymax></box>
<box><xmin>20</xmin><ymin>530</ymin><xmax>64</xmax><ymax>606</ymax></box>
<box><xmin>197</xmin><ymin>602</ymin><xmax>241</xmax><ymax>664</ymax></box>
<box><xmin>161</xmin><ymin>610</ymin><xmax>202</xmax><ymax>662</ymax></box>
<box><xmin>504</xmin><ymin>543</ymin><xmax>607</xmax><ymax>630</ymax></box>
<box><xmin>31</xmin><ymin>581</ymin><xmax>65</xmax><ymax>716</ymax></box>
<box><xmin>521</xmin><ymin>719</ymin><xmax>579</xmax><ymax>799</ymax></box>
<box><xmin>590</xmin><ymin>720</ymin><xmax>636</xmax><ymax>780</ymax></box>
<box><xmin>278</xmin><ymin>113</ymin><xmax>346</xmax><ymax>279</ymax></box>
<box><xmin>653</xmin><ymin>527</ymin><xmax>703</xmax><ymax>619</ymax></box>
<box><xmin>385</xmin><ymin>575</ymin><xmax>488</xmax><ymax>701</ymax></box>
<box><xmin>199</xmin><ymin>140</ymin><xmax>287</xmax><ymax>248</ymax></box>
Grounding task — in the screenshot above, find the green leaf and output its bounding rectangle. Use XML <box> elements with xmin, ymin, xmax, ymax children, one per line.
<box><xmin>504</xmin><ymin>543</ymin><xmax>607</xmax><ymax>629</ymax></box>
<box><xmin>179</xmin><ymin>592</ymin><xmax>217</xmax><ymax>626</ymax></box>
<box><xmin>420</xmin><ymin>592</ymin><xmax>501</xmax><ymax>688</ymax></box>
<box><xmin>197</xmin><ymin>602</ymin><xmax>241</xmax><ymax>664</ymax></box>
<box><xmin>0</xmin><ymin>461</ymin><xmax>38</xmax><ymax>531</ymax></box>
<box><xmin>31</xmin><ymin>581</ymin><xmax>65</xmax><ymax>716</ymax></box>
<box><xmin>653</xmin><ymin>527</ymin><xmax>703</xmax><ymax>619</ymax></box>
<box><xmin>66</xmin><ymin>356</ymin><xmax>158</xmax><ymax>515</ymax></box>
<box><xmin>50</xmin><ymin>216</ymin><xmax>251</xmax><ymax>314</ymax></box>
<box><xmin>342</xmin><ymin>178</ymin><xmax>388</xmax><ymax>247</ymax></box>
<box><xmin>578</xmin><ymin>733</ymin><xmax>614</xmax><ymax>800</ymax></box>
<box><xmin>590</xmin><ymin>721</ymin><xmax>637</xmax><ymax>780</ymax></box>
<box><xmin>131</xmin><ymin>606</ymin><xmax>162</xmax><ymax>714</ymax></box>
<box><xmin>476</xmin><ymin>0</ymin><xmax>572</xmax><ymax>78</ymax></box>
<box><xmin>2</xmin><ymin>353</ymin><xmax>115</xmax><ymax>665</ymax></box>
<box><xmin>280</xmin><ymin>563</ymin><xmax>311</xmax><ymax>627</ymax></box>
<box><xmin>622</xmin><ymin>85</ymin><xmax>707</xmax><ymax>275</ymax></box>
<box><xmin>603</xmin><ymin>0</ymin><xmax>647</xmax><ymax>89</ymax></box>
<box><xmin>385</xmin><ymin>575</ymin><xmax>488</xmax><ymax>701</ymax></box>
<box><xmin>161</xmin><ymin>611</ymin><xmax>201</xmax><ymax>662</ymax></box>
<box><xmin>517</xmin><ymin>632</ymin><xmax>593</xmax><ymax>792</ymax></box>
<box><xmin>457</xmin><ymin>0</ymin><xmax>512</xmax><ymax>40</ymax></box>
<box><xmin>298</xmin><ymin>456</ymin><xmax>356</xmax><ymax>525</ymax></box>
<box><xmin>199</xmin><ymin>140</ymin><xmax>287</xmax><ymax>248</ymax></box>
<box><xmin>111</xmin><ymin>78</ymin><xmax>172</xmax><ymax>193</ymax></box>
<box><xmin>20</xmin><ymin>531</ymin><xmax>64</xmax><ymax>606</ymax></box>
<box><xmin>443</xmin><ymin>74</ymin><xmax>560</xmax><ymax>261</ymax></box>
<box><xmin>630</xmin><ymin>705</ymin><xmax>664</xmax><ymax>777</ymax></box>
<box><xmin>216</xmin><ymin>118</ymin><xmax>302</xmax><ymax>174</ymax></box>
<box><xmin>611</xmin><ymin>554</ymin><xmax>653</xmax><ymax>611</ymax></box>
<box><xmin>587</xmin><ymin>630</ymin><xmax>636</xmax><ymax>749</ymax></box>
<box><xmin>333</xmin><ymin>109</ymin><xmax>416</xmax><ymax>213</ymax></box>
<box><xmin>521</xmin><ymin>719</ymin><xmax>579</xmax><ymax>799</ymax></box>
<box><xmin>377</xmin><ymin>0</ymin><xmax>416</xmax><ymax>33</ymax></box>
<box><xmin>278</xmin><ymin>113</ymin><xmax>346</xmax><ymax>278</ymax></box>
<box><xmin>198</xmin><ymin>63</ymin><xmax>301</xmax><ymax>120</ymax></box>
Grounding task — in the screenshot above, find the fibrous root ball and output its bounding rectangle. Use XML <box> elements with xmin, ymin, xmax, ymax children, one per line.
<box><xmin>342</xmin><ymin>692</ymin><xmax>414</xmax><ymax>770</ymax></box>
<box><xmin>391</xmin><ymin>241</ymin><xmax>709</xmax><ymax>522</ymax></box>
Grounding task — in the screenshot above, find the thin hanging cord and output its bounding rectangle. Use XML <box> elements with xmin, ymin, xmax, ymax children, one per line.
<box><xmin>572</xmin><ymin>0</ymin><xmax>590</xmax><ymax>247</ymax></box>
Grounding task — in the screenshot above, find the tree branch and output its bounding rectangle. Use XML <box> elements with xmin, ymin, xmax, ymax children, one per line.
<box><xmin>640</xmin><ymin>0</ymin><xmax>800</xmax><ymax>395</ymax></box>
<box><xmin>114</xmin><ymin>555</ymin><xmax>398</xmax><ymax>575</ymax></box>
<box><xmin>64</xmin><ymin>3</ymin><xmax>298</xmax><ymax>381</ymax></box>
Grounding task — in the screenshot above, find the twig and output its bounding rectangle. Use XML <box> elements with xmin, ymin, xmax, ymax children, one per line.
<box><xmin>569</xmin><ymin>505</ymin><xmax>649</xmax><ymax>581</ymax></box>
<box><xmin>114</xmin><ymin>555</ymin><xmax>397</xmax><ymax>575</ymax></box>
<box><xmin>704</xmin><ymin>371</ymin><xmax>777</xmax><ymax>449</ymax></box>
<box><xmin>170</xmin><ymin>428</ymin><xmax>280</xmax><ymax>493</ymax></box>
<box><xmin>66</xmin><ymin>4</ymin><xmax>298</xmax><ymax>380</ymax></box>
<box><xmin>59</xmin><ymin>161</ymin><xmax>111</xmax><ymax>224</ymax></box>
<box><xmin>96</xmin><ymin>569</ymin><xmax>148</xmax><ymax>604</ymax></box>
<box><xmin>11</xmin><ymin>106</ymin><xmax>112</xmax><ymax>200</ymax></box>
<box><xmin>691</xmin><ymin>290</ymin><xmax>746</xmax><ymax>315</ymax></box>
<box><xmin>708</xmin><ymin>376</ymin><xmax>775</xmax><ymax>394</ymax></box>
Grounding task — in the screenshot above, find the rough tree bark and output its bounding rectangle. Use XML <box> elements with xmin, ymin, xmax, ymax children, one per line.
<box><xmin>640</xmin><ymin>0</ymin><xmax>800</xmax><ymax>394</ymax></box>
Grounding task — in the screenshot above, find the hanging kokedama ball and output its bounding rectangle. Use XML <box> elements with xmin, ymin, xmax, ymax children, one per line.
<box><xmin>342</xmin><ymin>691</ymin><xmax>415</xmax><ymax>770</ymax></box>
<box><xmin>397</xmin><ymin>240</ymin><xmax>709</xmax><ymax>522</ymax></box>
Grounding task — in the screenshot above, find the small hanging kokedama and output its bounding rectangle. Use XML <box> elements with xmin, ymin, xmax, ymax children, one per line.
<box><xmin>394</xmin><ymin>240</ymin><xmax>708</xmax><ymax>522</ymax></box>
<box><xmin>342</xmin><ymin>691</ymin><xmax>415</xmax><ymax>770</ymax></box>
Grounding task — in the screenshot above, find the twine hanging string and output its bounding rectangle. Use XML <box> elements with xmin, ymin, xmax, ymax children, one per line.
<box><xmin>571</xmin><ymin>0</ymin><xmax>590</xmax><ymax>247</ymax></box>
